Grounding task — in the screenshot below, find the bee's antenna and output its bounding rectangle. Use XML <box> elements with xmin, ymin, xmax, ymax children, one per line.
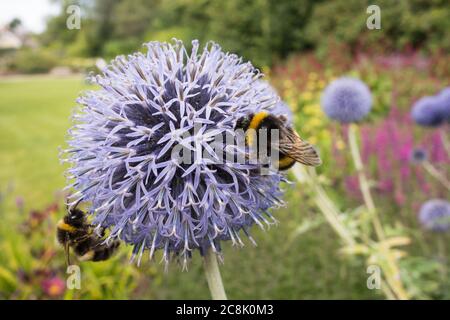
<box><xmin>66</xmin><ymin>196</ymin><xmax>83</xmax><ymax>212</ymax></box>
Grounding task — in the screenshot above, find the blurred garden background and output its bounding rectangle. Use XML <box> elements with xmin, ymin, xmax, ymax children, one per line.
<box><xmin>0</xmin><ymin>0</ymin><xmax>449</xmax><ymax>299</ymax></box>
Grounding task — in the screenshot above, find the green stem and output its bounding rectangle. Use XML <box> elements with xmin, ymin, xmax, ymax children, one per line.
<box><xmin>347</xmin><ymin>124</ymin><xmax>409</xmax><ymax>300</ymax></box>
<box><xmin>437</xmin><ymin>237</ymin><xmax>447</xmax><ymax>282</ymax></box>
<box><xmin>441</xmin><ymin>128</ymin><xmax>450</xmax><ymax>159</ymax></box>
<box><xmin>203</xmin><ymin>248</ymin><xmax>227</xmax><ymax>300</ymax></box>
<box><xmin>293</xmin><ymin>166</ymin><xmax>355</xmax><ymax>246</ymax></box>
<box><xmin>347</xmin><ymin>124</ymin><xmax>385</xmax><ymax>239</ymax></box>
<box><xmin>292</xmin><ymin>165</ymin><xmax>393</xmax><ymax>298</ymax></box>
<box><xmin>422</xmin><ymin>161</ymin><xmax>450</xmax><ymax>191</ymax></box>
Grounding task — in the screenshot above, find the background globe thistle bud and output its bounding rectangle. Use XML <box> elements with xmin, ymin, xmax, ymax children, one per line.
<box><xmin>411</xmin><ymin>96</ymin><xmax>446</xmax><ymax>127</ymax></box>
<box><xmin>418</xmin><ymin>199</ymin><xmax>450</xmax><ymax>232</ymax></box>
<box><xmin>409</xmin><ymin>147</ymin><xmax>428</xmax><ymax>164</ymax></box>
<box><xmin>64</xmin><ymin>40</ymin><xmax>286</xmax><ymax>266</ymax></box>
<box><xmin>320</xmin><ymin>77</ymin><xmax>372</xmax><ymax>123</ymax></box>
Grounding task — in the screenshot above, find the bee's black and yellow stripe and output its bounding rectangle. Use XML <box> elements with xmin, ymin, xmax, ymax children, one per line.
<box><xmin>78</xmin><ymin>240</ymin><xmax>120</xmax><ymax>262</ymax></box>
<box><xmin>276</xmin><ymin>154</ymin><xmax>296</xmax><ymax>170</ymax></box>
<box><xmin>57</xmin><ymin>220</ymin><xmax>77</xmax><ymax>233</ymax></box>
<box><xmin>240</xmin><ymin>111</ymin><xmax>298</xmax><ymax>171</ymax></box>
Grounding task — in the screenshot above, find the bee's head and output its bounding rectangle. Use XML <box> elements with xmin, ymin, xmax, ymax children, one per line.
<box><xmin>235</xmin><ymin>113</ymin><xmax>253</xmax><ymax>131</ymax></box>
<box><xmin>65</xmin><ymin>208</ymin><xmax>86</xmax><ymax>226</ymax></box>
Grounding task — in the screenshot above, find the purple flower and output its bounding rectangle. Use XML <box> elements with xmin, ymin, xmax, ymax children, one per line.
<box><xmin>64</xmin><ymin>40</ymin><xmax>285</xmax><ymax>266</ymax></box>
<box><xmin>321</xmin><ymin>77</ymin><xmax>372</xmax><ymax>123</ymax></box>
<box><xmin>411</xmin><ymin>96</ymin><xmax>446</xmax><ymax>127</ymax></box>
<box><xmin>418</xmin><ymin>199</ymin><xmax>450</xmax><ymax>232</ymax></box>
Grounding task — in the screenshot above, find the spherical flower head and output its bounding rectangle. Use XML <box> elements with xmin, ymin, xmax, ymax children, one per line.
<box><xmin>409</xmin><ymin>147</ymin><xmax>428</xmax><ymax>164</ymax></box>
<box><xmin>64</xmin><ymin>40</ymin><xmax>286</xmax><ymax>266</ymax></box>
<box><xmin>418</xmin><ymin>199</ymin><xmax>450</xmax><ymax>232</ymax></box>
<box><xmin>321</xmin><ymin>77</ymin><xmax>372</xmax><ymax>123</ymax></box>
<box><xmin>411</xmin><ymin>96</ymin><xmax>446</xmax><ymax>127</ymax></box>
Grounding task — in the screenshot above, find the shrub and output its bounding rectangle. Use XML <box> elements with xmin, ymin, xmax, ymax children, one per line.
<box><xmin>10</xmin><ymin>49</ymin><xmax>58</xmax><ymax>74</ymax></box>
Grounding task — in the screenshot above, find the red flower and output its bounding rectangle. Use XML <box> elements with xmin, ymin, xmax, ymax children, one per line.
<box><xmin>42</xmin><ymin>277</ymin><xmax>65</xmax><ymax>298</ymax></box>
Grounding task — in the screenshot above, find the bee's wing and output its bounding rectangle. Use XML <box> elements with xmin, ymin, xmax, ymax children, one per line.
<box><xmin>278</xmin><ymin>127</ymin><xmax>322</xmax><ymax>167</ymax></box>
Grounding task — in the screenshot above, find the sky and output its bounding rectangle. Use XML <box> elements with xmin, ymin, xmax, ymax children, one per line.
<box><xmin>0</xmin><ymin>0</ymin><xmax>60</xmax><ymax>33</ymax></box>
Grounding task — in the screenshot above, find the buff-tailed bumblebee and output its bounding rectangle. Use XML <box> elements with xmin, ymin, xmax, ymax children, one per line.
<box><xmin>57</xmin><ymin>201</ymin><xmax>119</xmax><ymax>264</ymax></box>
<box><xmin>236</xmin><ymin>111</ymin><xmax>321</xmax><ymax>170</ymax></box>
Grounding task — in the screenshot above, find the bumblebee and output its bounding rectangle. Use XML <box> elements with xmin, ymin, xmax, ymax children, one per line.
<box><xmin>235</xmin><ymin>111</ymin><xmax>321</xmax><ymax>170</ymax></box>
<box><xmin>56</xmin><ymin>201</ymin><xmax>119</xmax><ymax>264</ymax></box>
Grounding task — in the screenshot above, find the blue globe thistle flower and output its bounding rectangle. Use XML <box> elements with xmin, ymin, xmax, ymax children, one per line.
<box><xmin>320</xmin><ymin>77</ymin><xmax>372</xmax><ymax>123</ymax></box>
<box><xmin>411</xmin><ymin>96</ymin><xmax>446</xmax><ymax>127</ymax></box>
<box><xmin>418</xmin><ymin>199</ymin><xmax>450</xmax><ymax>232</ymax></box>
<box><xmin>64</xmin><ymin>40</ymin><xmax>286</xmax><ymax>266</ymax></box>
<box><xmin>409</xmin><ymin>147</ymin><xmax>428</xmax><ymax>164</ymax></box>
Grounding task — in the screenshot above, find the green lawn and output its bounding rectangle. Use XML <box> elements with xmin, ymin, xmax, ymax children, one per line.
<box><xmin>0</xmin><ymin>76</ymin><xmax>88</xmax><ymax>206</ymax></box>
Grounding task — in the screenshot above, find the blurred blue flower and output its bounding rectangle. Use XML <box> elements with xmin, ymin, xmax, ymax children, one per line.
<box><xmin>321</xmin><ymin>77</ymin><xmax>372</xmax><ymax>123</ymax></box>
<box><xmin>411</xmin><ymin>96</ymin><xmax>446</xmax><ymax>127</ymax></box>
<box><xmin>409</xmin><ymin>147</ymin><xmax>428</xmax><ymax>164</ymax></box>
<box><xmin>418</xmin><ymin>199</ymin><xmax>450</xmax><ymax>232</ymax></box>
<box><xmin>64</xmin><ymin>40</ymin><xmax>285</xmax><ymax>266</ymax></box>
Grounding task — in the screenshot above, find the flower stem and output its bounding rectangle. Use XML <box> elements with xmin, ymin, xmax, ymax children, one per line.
<box><xmin>422</xmin><ymin>161</ymin><xmax>450</xmax><ymax>191</ymax></box>
<box><xmin>293</xmin><ymin>166</ymin><xmax>355</xmax><ymax>246</ymax></box>
<box><xmin>347</xmin><ymin>124</ymin><xmax>409</xmax><ymax>300</ymax></box>
<box><xmin>292</xmin><ymin>165</ymin><xmax>393</xmax><ymax>299</ymax></box>
<box><xmin>347</xmin><ymin>124</ymin><xmax>385</xmax><ymax>239</ymax></box>
<box><xmin>203</xmin><ymin>248</ymin><xmax>227</xmax><ymax>300</ymax></box>
<box><xmin>441</xmin><ymin>128</ymin><xmax>450</xmax><ymax>158</ymax></box>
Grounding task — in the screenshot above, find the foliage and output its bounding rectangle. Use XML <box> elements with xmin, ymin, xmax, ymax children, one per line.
<box><xmin>8</xmin><ymin>49</ymin><xmax>58</xmax><ymax>74</ymax></box>
<box><xmin>304</xmin><ymin>0</ymin><xmax>450</xmax><ymax>54</ymax></box>
<box><xmin>39</xmin><ymin>0</ymin><xmax>450</xmax><ymax>67</ymax></box>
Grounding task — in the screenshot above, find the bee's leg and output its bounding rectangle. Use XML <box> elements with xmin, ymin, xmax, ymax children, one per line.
<box><xmin>90</xmin><ymin>238</ymin><xmax>106</xmax><ymax>249</ymax></box>
<box><xmin>99</xmin><ymin>227</ymin><xmax>106</xmax><ymax>238</ymax></box>
<box><xmin>71</xmin><ymin>234</ymin><xmax>91</xmax><ymax>244</ymax></box>
<box><xmin>65</xmin><ymin>235</ymin><xmax>71</xmax><ymax>266</ymax></box>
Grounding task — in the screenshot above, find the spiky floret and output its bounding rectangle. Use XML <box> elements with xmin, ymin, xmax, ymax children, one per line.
<box><xmin>63</xmin><ymin>40</ymin><xmax>286</xmax><ymax>267</ymax></box>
